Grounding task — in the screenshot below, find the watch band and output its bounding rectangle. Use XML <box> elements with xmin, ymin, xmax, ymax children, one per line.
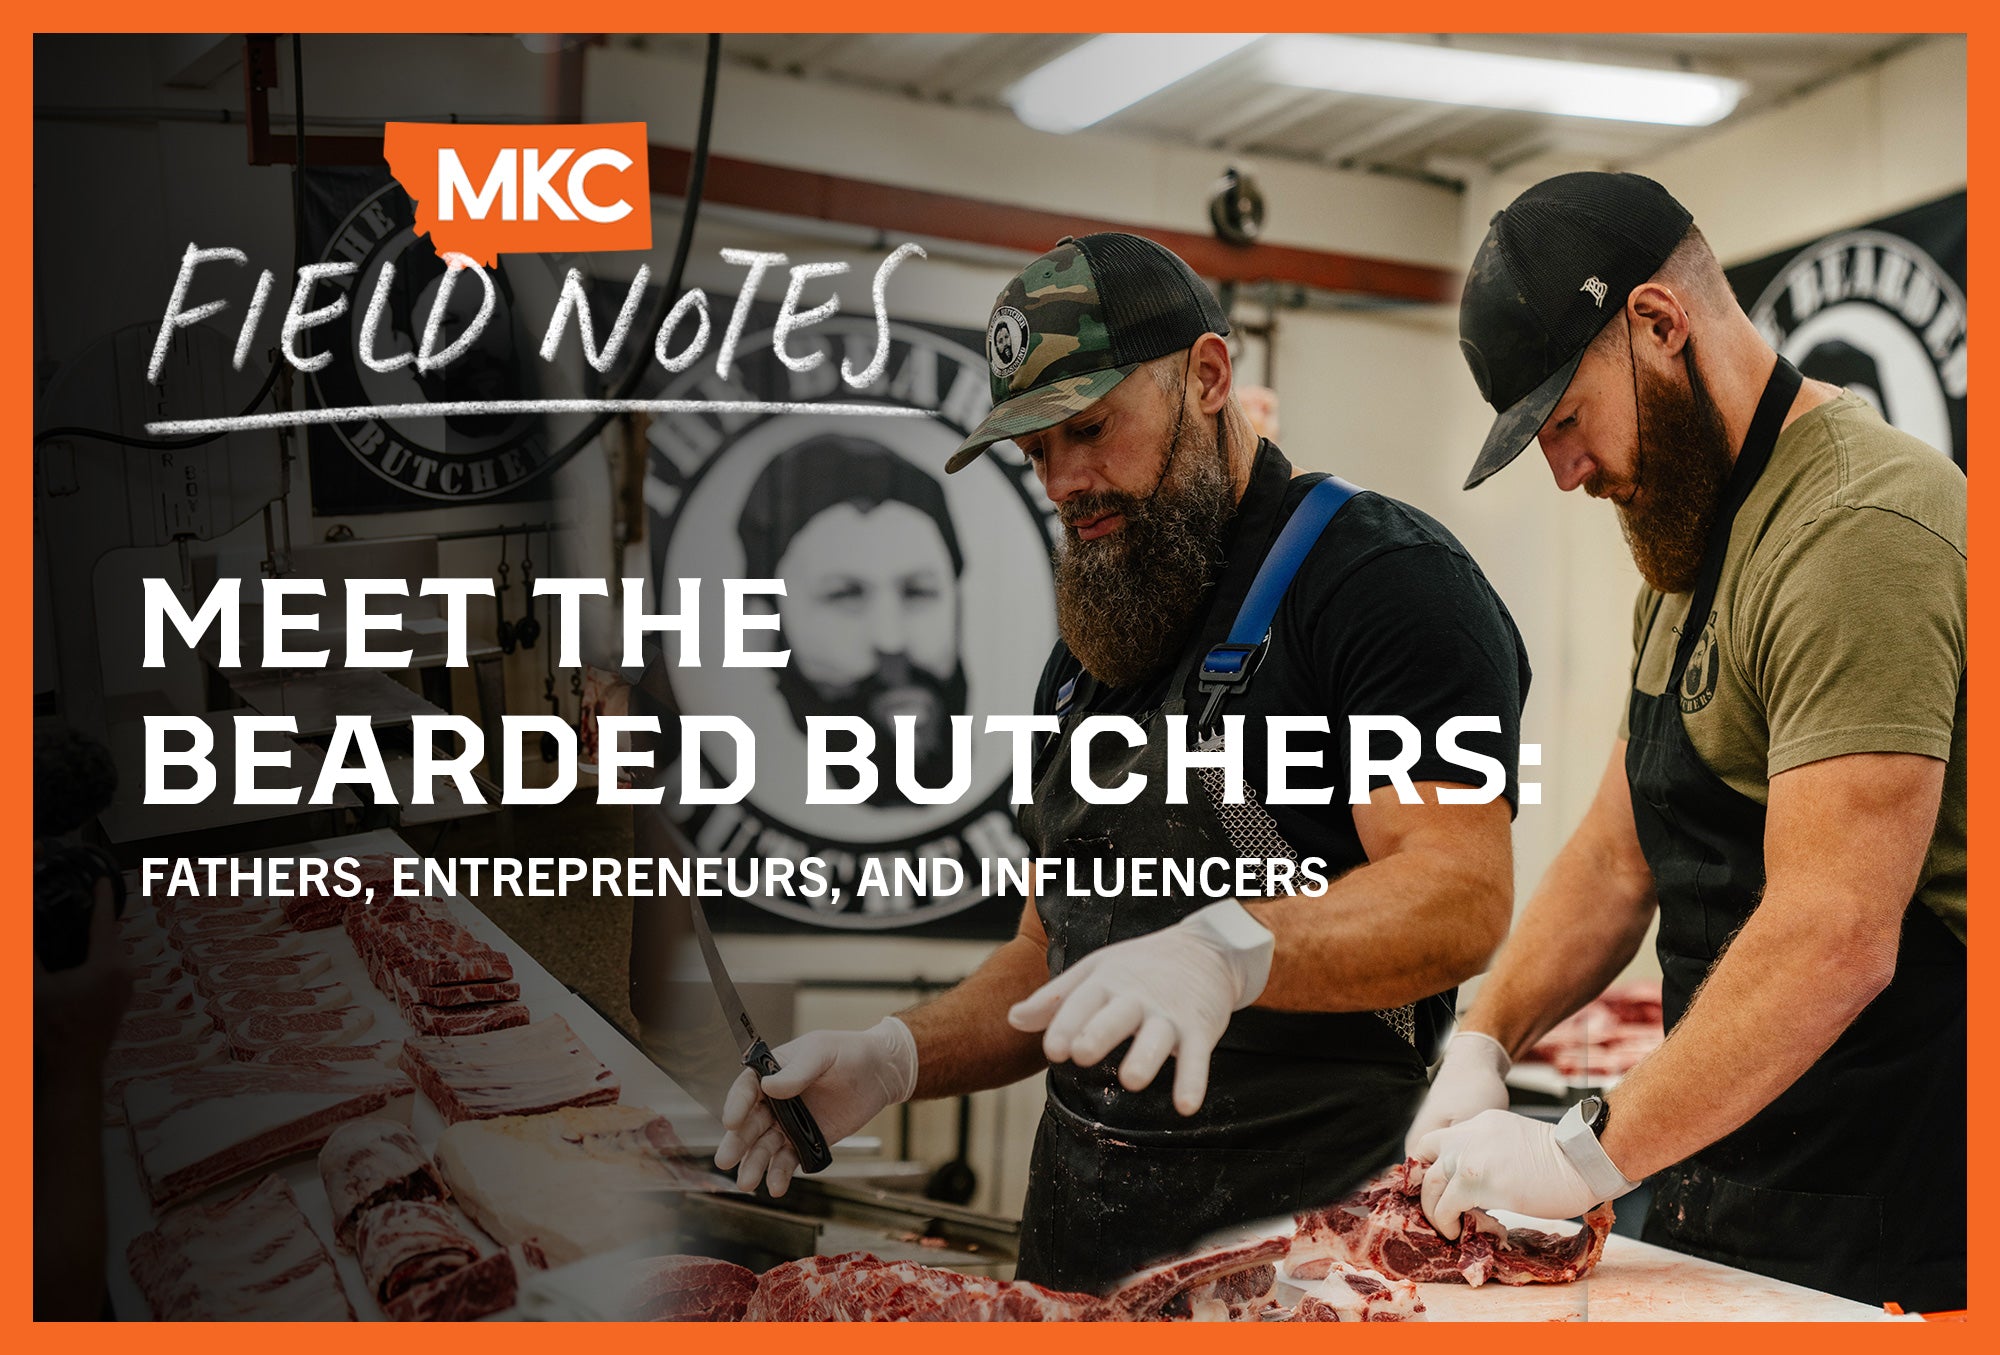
<box><xmin>1555</xmin><ymin>1097</ymin><xmax>1639</xmax><ymax>1202</ymax></box>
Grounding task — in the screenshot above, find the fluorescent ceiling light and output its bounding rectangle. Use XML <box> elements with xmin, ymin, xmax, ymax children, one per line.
<box><xmin>1008</xmin><ymin>34</ymin><xmax>1266</xmax><ymax>134</ymax></box>
<box><xmin>1263</xmin><ymin>36</ymin><xmax>1745</xmax><ymax>127</ymax></box>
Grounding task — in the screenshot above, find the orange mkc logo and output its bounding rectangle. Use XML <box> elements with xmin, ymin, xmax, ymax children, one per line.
<box><xmin>382</xmin><ymin>122</ymin><xmax>652</xmax><ymax>266</ymax></box>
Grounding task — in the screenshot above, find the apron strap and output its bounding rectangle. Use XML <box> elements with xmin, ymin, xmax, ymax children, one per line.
<box><xmin>1669</xmin><ymin>357</ymin><xmax>1802</xmax><ymax>685</ymax></box>
<box><xmin>1193</xmin><ymin>474</ymin><xmax>1365</xmax><ymax>730</ymax></box>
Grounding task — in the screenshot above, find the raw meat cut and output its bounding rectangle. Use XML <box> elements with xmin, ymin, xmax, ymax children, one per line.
<box><xmin>1154</xmin><ymin>1261</ymin><xmax>1281</xmax><ymax>1320</ymax></box>
<box><xmin>348</xmin><ymin>896</ymin><xmax>512</xmax><ymax>992</ymax></box>
<box><xmin>353</xmin><ymin>1199</ymin><xmax>520</xmax><ymax>1320</ymax></box>
<box><xmin>742</xmin><ymin>1253</ymin><xmax>1113</xmax><ymax>1321</ymax></box>
<box><xmin>127</xmin><ymin>1174</ymin><xmax>354</xmax><ymax>1321</ymax></box>
<box><xmin>625</xmin><ymin>1256</ymin><xmax>759</xmax><ymax>1321</ymax></box>
<box><xmin>170</xmin><ymin>903</ymin><xmax>284</xmax><ymax>947</ymax></box>
<box><xmin>402</xmin><ymin>976</ymin><xmax>522</xmax><ymax>1008</ymax></box>
<box><xmin>404</xmin><ymin>998</ymin><xmax>530</xmax><ymax>1038</ymax></box>
<box><xmin>195</xmin><ymin>952</ymin><xmax>332</xmax><ymax>997</ymax></box>
<box><xmin>1521</xmin><ymin>979</ymin><xmax>1665</xmax><ymax>1087</ymax></box>
<box><xmin>383</xmin><ymin>1249</ymin><xmax>518</xmax><ymax>1322</ymax></box>
<box><xmin>1279</xmin><ymin>1266</ymin><xmax>1425</xmax><ymax>1321</ymax></box>
<box><xmin>433</xmin><ymin>1106</ymin><xmax>707</xmax><ymax>1266</ymax></box>
<box><xmin>355</xmin><ymin>1200</ymin><xmax>479</xmax><ymax>1301</ymax></box>
<box><xmin>223</xmin><ymin>1005</ymin><xmax>376</xmax><ymax>1057</ymax></box>
<box><xmin>103</xmin><ymin>1033</ymin><xmax>231</xmax><ymax>1126</ymax></box>
<box><xmin>181</xmin><ymin>929</ymin><xmax>312</xmax><ymax>973</ymax></box>
<box><xmin>123</xmin><ymin>1061</ymin><xmax>415</xmax><ymax>1207</ymax></box>
<box><xmin>742</xmin><ymin>1237</ymin><xmax>1291</xmax><ymax>1322</ymax></box>
<box><xmin>124</xmin><ymin>976</ymin><xmax>198</xmax><ymax>1016</ymax></box>
<box><xmin>1289</xmin><ymin>1160</ymin><xmax>1613</xmax><ymax>1288</ymax></box>
<box><xmin>398</xmin><ymin>1015</ymin><xmax>617</xmax><ymax>1123</ymax></box>
<box><xmin>207</xmin><ymin>982</ymin><xmax>354</xmax><ymax>1021</ymax></box>
<box><xmin>282</xmin><ymin>890</ymin><xmax>349</xmax><ymax>932</ymax></box>
<box><xmin>105</xmin><ymin>1031</ymin><xmax>229</xmax><ymax>1080</ymax></box>
<box><xmin>115</xmin><ymin>1008</ymin><xmax>218</xmax><ymax>1049</ymax></box>
<box><xmin>247</xmin><ymin>1040</ymin><xmax>400</xmax><ymax>1067</ymax></box>
<box><xmin>320</xmin><ymin>1119</ymin><xmax>449</xmax><ymax>1248</ymax></box>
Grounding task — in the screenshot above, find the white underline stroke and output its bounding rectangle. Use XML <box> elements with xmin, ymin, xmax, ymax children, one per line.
<box><xmin>143</xmin><ymin>400</ymin><xmax>938</xmax><ymax>436</ymax></box>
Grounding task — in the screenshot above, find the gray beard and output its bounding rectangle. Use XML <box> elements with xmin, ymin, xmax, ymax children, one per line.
<box><xmin>1052</xmin><ymin>416</ymin><xmax>1236</xmax><ymax>690</ymax></box>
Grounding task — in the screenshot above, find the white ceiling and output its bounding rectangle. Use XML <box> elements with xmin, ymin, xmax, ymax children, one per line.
<box><xmin>630</xmin><ymin>33</ymin><xmax>1928</xmax><ymax>186</ymax></box>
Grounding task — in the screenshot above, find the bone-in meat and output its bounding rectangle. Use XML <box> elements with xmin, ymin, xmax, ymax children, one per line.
<box><xmin>1290</xmin><ymin>1160</ymin><xmax>1612</xmax><ymax>1287</ymax></box>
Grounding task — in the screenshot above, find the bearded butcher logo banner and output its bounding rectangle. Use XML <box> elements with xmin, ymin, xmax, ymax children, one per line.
<box><xmin>1727</xmin><ymin>191</ymin><xmax>1966</xmax><ymax>468</ymax></box>
<box><xmin>629</xmin><ymin>294</ymin><xmax>1057</xmax><ymax>937</ymax></box>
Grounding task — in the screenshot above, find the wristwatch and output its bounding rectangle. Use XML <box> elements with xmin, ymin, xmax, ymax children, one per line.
<box><xmin>1554</xmin><ymin>1094</ymin><xmax>1638</xmax><ymax>1202</ymax></box>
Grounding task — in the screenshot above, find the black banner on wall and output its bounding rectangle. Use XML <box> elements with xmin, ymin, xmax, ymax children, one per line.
<box><xmin>1726</xmin><ymin>190</ymin><xmax>1966</xmax><ymax>467</ymax></box>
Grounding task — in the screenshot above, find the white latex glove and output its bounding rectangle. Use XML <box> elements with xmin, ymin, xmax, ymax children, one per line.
<box><xmin>1412</xmin><ymin>1108</ymin><xmax>1631</xmax><ymax>1240</ymax></box>
<box><xmin>713</xmin><ymin>1016</ymin><xmax>917</xmax><ymax>1197</ymax></box>
<box><xmin>1006</xmin><ymin>900</ymin><xmax>1273</xmax><ymax>1116</ymax></box>
<box><xmin>1404</xmin><ymin>1031</ymin><xmax>1513</xmax><ymax>1158</ymax></box>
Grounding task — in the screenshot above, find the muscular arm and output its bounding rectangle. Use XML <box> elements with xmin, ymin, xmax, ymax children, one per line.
<box><xmin>1598</xmin><ymin>751</ymin><xmax>1940</xmax><ymax>1179</ymax></box>
<box><xmin>902</xmin><ymin>897</ymin><xmax>1051</xmax><ymax>1098</ymax></box>
<box><xmin>1247</xmin><ymin>782</ymin><xmax>1513</xmax><ymax>1011</ymax></box>
<box><xmin>1458</xmin><ymin>743</ymin><xmax>1660</xmax><ymax>1059</ymax></box>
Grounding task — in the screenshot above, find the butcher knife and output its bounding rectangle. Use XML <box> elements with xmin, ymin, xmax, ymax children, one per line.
<box><xmin>687</xmin><ymin>897</ymin><xmax>834</xmax><ymax>1174</ymax></box>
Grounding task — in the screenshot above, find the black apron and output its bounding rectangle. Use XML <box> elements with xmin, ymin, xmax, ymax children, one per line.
<box><xmin>1626</xmin><ymin>357</ymin><xmax>1966</xmax><ymax>1312</ymax></box>
<box><xmin>1013</xmin><ymin>474</ymin><xmax>1427</xmax><ymax>1295</ymax></box>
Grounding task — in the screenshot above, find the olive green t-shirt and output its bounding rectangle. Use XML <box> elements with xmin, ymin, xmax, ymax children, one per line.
<box><xmin>1618</xmin><ymin>391</ymin><xmax>1966</xmax><ymax>941</ymax></box>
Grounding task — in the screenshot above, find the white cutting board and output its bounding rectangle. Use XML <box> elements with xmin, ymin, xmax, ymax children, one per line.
<box><xmin>1412</xmin><ymin>1226</ymin><xmax>1910</xmax><ymax>1321</ymax></box>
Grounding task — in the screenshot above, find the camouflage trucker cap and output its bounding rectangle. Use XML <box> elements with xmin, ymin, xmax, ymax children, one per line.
<box><xmin>945</xmin><ymin>233</ymin><xmax>1231</xmax><ymax>473</ymax></box>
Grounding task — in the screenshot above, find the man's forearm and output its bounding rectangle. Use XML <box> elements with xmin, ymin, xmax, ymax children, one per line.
<box><xmin>1461</xmin><ymin>832</ymin><xmax>1657</xmax><ymax>1060</ymax></box>
<box><xmin>1599</xmin><ymin>887</ymin><xmax>1897</xmax><ymax>1181</ymax></box>
<box><xmin>1246</xmin><ymin>848</ymin><xmax>1509</xmax><ymax>1011</ymax></box>
<box><xmin>902</xmin><ymin>933</ymin><xmax>1050</xmax><ymax>1098</ymax></box>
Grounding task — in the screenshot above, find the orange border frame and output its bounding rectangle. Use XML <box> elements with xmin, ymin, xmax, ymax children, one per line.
<box><xmin>10</xmin><ymin>7</ymin><xmax>1986</xmax><ymax>1344</ymax></box>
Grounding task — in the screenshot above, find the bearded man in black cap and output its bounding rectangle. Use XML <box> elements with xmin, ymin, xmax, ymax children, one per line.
<box><xmin>1411</xmin><ymin>173</ymin><xmax>1965</xmax><ymax>1312</ymax></box>
<box><xmin>718</xmin><ymin>233</ymin><xmax>1533</xmax><ymax>1294</ymax></box>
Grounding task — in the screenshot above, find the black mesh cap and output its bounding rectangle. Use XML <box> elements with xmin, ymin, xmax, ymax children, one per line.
<box><xmin>947</xmin><ymin>232</ymin><xmax>1230</xmax><ymax>472</ymax></box>
<box><xmin>1458</xmin><ymin>172</ymin><xmax>1695</xmax><ymax>490</ymax></box>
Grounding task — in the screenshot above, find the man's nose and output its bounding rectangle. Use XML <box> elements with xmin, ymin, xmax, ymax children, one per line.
<box><xmin>1041</xmin><ymin>445</ymin><xmax>1096</xmax><ymax>503</ymax></box>
<box><xmin>1541</xmin><ymin>439</ymin><xmax>1595</xmax><ymax>494</ymax></box>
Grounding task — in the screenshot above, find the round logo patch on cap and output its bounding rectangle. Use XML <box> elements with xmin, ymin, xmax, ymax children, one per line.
<box><xmin>988</xmin><ymin>305</ymin><xmax>1030</xmax><ymax>380</ymax></box>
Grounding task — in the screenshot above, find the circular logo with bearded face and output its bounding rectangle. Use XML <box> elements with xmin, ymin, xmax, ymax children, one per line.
<box><xmin>988</xmin><ymin>306</ymin><xmax>1030</xmax><ymax>380</ymax></box>
<box><xmin>303</xmin><ymin>181</ymin><xmax>595</xmax><ymax>502</ymax></box>
<box><xmin>1749</xmin><ymin>228</ymin><xmax>1965</xmax><ymax>463</ymax></box>
<box><xmin>643</xmin><ymin>311</ymin><xmax>1056</xmax><ymax>932</ymax></box>
<box><xmin>1678</xmin><ymin>610</ymin><xmax>1721</xmax><ymax>714</ymax></box>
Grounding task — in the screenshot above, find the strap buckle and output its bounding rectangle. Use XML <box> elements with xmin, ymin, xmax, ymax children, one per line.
<box><xmin>1195</xmin><ymin>638</ymin><xmax>1267</xmax><ymax>731</ymax></box>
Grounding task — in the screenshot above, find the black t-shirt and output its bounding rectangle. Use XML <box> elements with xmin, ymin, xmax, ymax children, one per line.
<box><xmin>1031</xmin><ymin>439</ymin><xmax>1532</xmax><ymax>880</ymax></box>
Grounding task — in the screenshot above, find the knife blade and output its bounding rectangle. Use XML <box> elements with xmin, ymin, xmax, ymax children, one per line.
<box><xmin>687</xmin><ymin>896</ymin><xmax>833</xmax><ymax>1174</ymax></box>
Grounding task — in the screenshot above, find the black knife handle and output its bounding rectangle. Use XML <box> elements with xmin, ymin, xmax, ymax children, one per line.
<box><xmin>744</xmin><ymin>1038</ymin><xmax>834</xmax><ymax>1174</ymax></box>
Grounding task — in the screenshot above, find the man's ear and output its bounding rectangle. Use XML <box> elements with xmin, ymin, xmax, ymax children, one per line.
<box><xmin>1189</xmin><ymin>333</ymin><xmax>1234</xmax><ymax>414</ymax></box>
<box><xmin>1625</xmin><ymin>283</ymin><xmax>1690</xmax><ymax>360</ymax></box>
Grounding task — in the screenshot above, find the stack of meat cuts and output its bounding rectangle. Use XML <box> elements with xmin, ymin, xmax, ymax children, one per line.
<box><xmin>1520</xmin><ymin>978</ymin><xmax>1665</xmax><ymax>1084</ymax></box>
<box><xmin>398</xmin><ymin>1015</ymin><xmax>617</xmax><ymax>1123</ymax></box>
<box><xmin>347</xmin><ymin>895</ymin><xmax>525</xmax><ymax>1036</ymax></box>
<box><xmin>127</xmin><ymin>1175</ymin><xmax>354</xmax><ymax>1320</ymax></box>
<box><xmin>1290</xmin><ymin>1160</ymin><xmax>1613</xmax><ymax>1288</ymax></box>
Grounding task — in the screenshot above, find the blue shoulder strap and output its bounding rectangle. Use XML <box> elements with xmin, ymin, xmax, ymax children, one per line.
<box><xmin>1196</xmin><ymin>474</ymin><xmax>1363</xmax><ymax>728</ymax></box>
